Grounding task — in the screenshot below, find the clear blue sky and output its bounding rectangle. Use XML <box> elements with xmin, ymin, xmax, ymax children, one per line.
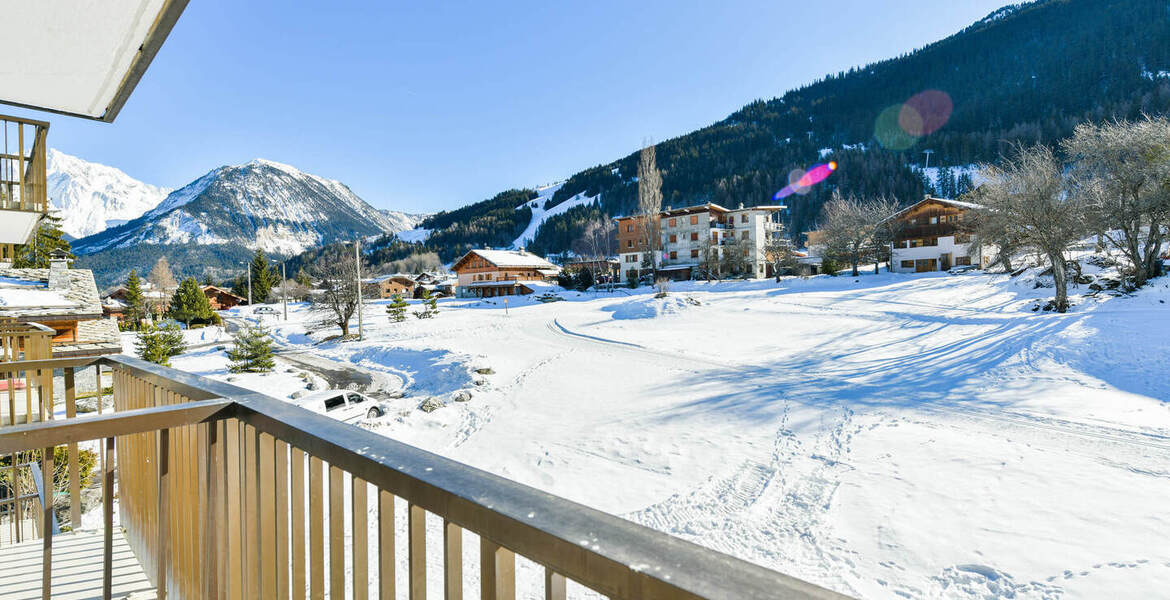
<box><xmin>9</xmin><ymin>1</ymin><xmax>1009</xmax><ymax>213</ymax></box>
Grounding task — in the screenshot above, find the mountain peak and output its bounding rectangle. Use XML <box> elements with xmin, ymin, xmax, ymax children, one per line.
<box><xmin>46</xmin><ymin>149</ymin><xmax>171</xmax><ymax>239</ymax></box>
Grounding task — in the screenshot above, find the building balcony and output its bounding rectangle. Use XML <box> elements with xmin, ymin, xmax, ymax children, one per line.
<box><xmin>0</xmin><ymin>350</ymin><xmax>847</xmax><ymax>600</ymax></box>
<box><xmin>0</xmin><ymin>115</ymin><xmax>50</xmax><ymax>253</ymax></box>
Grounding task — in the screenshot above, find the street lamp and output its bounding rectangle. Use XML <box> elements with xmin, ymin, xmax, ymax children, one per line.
<box><xmin>355</xmin><ymin>239</ymin><xmax>363</xmax><ymax>341</ymax></box>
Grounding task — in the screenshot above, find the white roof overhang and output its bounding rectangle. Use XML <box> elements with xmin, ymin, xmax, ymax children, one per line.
<box><xmin>0</xmin><ymin>1</ymin><xmax>188</xmax><ymax>122</ymax></box>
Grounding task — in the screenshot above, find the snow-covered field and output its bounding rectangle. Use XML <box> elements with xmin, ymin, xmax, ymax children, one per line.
<box><xmin>182</xmin><ymin>267</ymin><xmax>1170</xmax><ymax>599</ymax></box>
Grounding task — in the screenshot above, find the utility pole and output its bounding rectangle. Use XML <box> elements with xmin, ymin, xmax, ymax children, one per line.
<box><xmin>247</xmin><ymin>265</ymin><xmax>252</xmax><ymax>306</ymax></box>
<box><xmin>922</xmin><ymin>149</ymin><xmax>934</xmax><ymax>170</ymax></box>
<box><xmin>355</xmin><ymin>239</ymin><xmax>363</xmax><ymax>341</ymax></box>
<box><xmin>281</xmin><ymin>261</ymin><xmax>288</xmax><ymax>321</ymax></box>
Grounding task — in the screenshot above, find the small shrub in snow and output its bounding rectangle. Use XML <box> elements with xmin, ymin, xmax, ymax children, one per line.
<box><xmin>386</xmin><ymin>293</ymin><xmax>409</xmax><ymax>322</ymax></box>
<box><xmin>227</xmin><ymin>324</ymin><xmax>276</xmax><ymax>373</ymax></box>
<box><xmin>414</xmin><ymin>289</ymin><xmax>438</xmax><ymax>319</ymax></box>
<box><xmin>135</xmin><ymin>323</ymin><xmax>187</xmax><ymax>366</ymax></box>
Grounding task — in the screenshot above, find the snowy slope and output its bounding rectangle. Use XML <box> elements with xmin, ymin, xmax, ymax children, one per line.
<box><xmin>74</xmin><ymin>158</ymin><xmax>418</xmax><ymax>256</ymax></box>
<box><xmin>206</xmin><ymin>259</ymin><xmax>1170</xmax><ymax>599</ymax></box>
<box><xmin>46</xmin><ymin>149</ymin><xmax>170</xmax><ymax>239</ymax></box>
<box><xmin>511</xmin><ymin>182</ymin><xmax>598</xmax><ymax>248</ymax></box>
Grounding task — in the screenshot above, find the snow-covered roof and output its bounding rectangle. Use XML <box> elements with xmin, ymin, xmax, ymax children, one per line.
<box><xmin>454</xmin><ymin>249</ymin><xmax>558</xmax><ymax>271</ymax></box>
<box><xmin>883</xmin><ymin>196</ymin><xmax>986</xmax><ymax>222</ymax></box>
<box><xmin>0</xmin><ymin>2</ymin><xmax>187</xmax><ymax>121</ymax></box>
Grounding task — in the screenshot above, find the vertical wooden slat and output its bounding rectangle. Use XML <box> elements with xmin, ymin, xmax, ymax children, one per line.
<box><xmin>444</xmin><ymin>520</ymin><xmax>463</xmax><ymax>600</ymax></box>
<box><xmin>260</xmin><ymin>433</ymin><xmax>277</xmax><ymax>598</ymax></box>
<box><xmin>245</xmin><ymin>424</ymin><xmax>260</xmax><ymax>598</ymax></box>
<box><xmin>291</xmin><ymin>448</ymin><xmax>307</xmax><ymax>600</ymax></box>
<box><xmin>544</xmin><ymin>569</ymin><xmax>566</xmax><ymax>600</ymax></box>
<box><xmin>378</xmin><ymin>490</ymin><xmax>395</xmax><ymax>600</ymax></box>
<box><xmin>352</xmin><ymin>476</ymin><xmax>368</xmax><ymax>600</ymax></box>
<box><xmin>275</xmin><ymin>440</ymin><xmax>290</xmax><ymax>600</ymax></box>
<box><xmin>226</xmin><ymin>420</ymin><xmax>243</xmax><ymax>600</ymax></box>
<box><xmin>480</xmin><ymin>539</ymin><xmax>515</xmax><ymax>600</ymax></box>
<box><xmin>329</xmin><ymin>465</ymin><xmax>345</xmax><ymax>598</ymax></box>
<box><xmin>103</xmin><ymin>436</ymin><xmax>115</xmax><ymax>600</ymax></box>
<box><xmin>409</xmin><ymin>503</ymin><xmax>426</xmax><ymax>600</ymax></box>
<box><xmin>156</xmin><ymin>428</ymin><xmax>170</xmax><ymax>600</ymax></box>
<box><xmin>206</xmin><ymin>419</ymin><xmax>222</xmax><ymax>598</ymax></box>
<box><xmin>308</xmin><ymin>456</ymin><xmax>324</xmax><ymax>600</ymax></box>
<box><xmin>65</xmin><ymin>367</ymin><xmax>80</xmax><ymax>529</ymax></box>
<box><xmin>41</xmin><ymin>444</ymin><xmax>53</xmax><ymax>600</ymax></box>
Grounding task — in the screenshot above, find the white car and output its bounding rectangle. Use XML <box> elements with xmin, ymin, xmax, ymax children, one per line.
<box><xmin>254</xmin><ymin>306</ymin><xmax>279</xmax><ymax>315</ymax></box>
<box><xmin>294</xmin><ymin>390</ymin><xmax>387</xmax><ymax>422</ymax></box>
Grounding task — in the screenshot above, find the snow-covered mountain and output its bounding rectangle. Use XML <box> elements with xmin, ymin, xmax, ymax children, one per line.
<box><xmin>47</xmin><ymin>149</ymin><xmax>171</xmax><ymax>239</ymax></box>
<box><xmin>74</xmin><ymin>158</ymin><xmax>421</xmax><ymax>256</ymax></box>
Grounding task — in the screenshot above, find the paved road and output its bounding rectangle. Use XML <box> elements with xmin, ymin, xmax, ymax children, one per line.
<box><xmin>225</xmin><ymin>316</ymin><xmax>402</xmax><ymax>398</ymax></box>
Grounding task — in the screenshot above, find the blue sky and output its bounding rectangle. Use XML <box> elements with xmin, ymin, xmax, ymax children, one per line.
<box><xmin>10</xmin><ymin>1</ymin><xmax>1009</xmax><ymax>213</ymax></box>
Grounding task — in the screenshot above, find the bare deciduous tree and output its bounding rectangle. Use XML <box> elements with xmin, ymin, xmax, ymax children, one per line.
<box><xmin>762</xmin><ymin>222</ymin><xmax>797</xmax><ymax>281</ymax></box>
<box><xmin>1063</xmin><ymin>116</ymin><xmax>1170</xmax><ymax>286</ymax></box>
<box><xmin>817</xmin><ymin>192</ymin><xmax>875</xmax><ymax>277</ymax></box>
<box><xmin>308</xmin><ymin>250</ymin><xmax>366</xmax><ymax>337</ymax></box>
<box><xmin>147</xmin><ymin>255</ymin><xmax>177</xmax><ymax>316</ymax></box>
<box><xmin>637</xmin><ymin>142</ymin><xmax>663</xmax><ymax>279</ymax></box>
<box><xmin>978</xmin><ymin>145</ymin><xmax>1087</xmax><ymax>312</ymax></box>
<box><xmin>867</xmin><ymin>197</ymin><xmax>905</xmax><ymax>274</ymax></box>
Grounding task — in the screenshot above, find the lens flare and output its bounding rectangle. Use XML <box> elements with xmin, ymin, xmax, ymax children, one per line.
<box><xmin>773</xmin><ymin>161</ymin><xmax>837</xmax><ymax>200</ymax></box>
<box><xmin>874</xmin><ymin>89</ymin><xmax>953</xmax><ymax>149</ymax></box>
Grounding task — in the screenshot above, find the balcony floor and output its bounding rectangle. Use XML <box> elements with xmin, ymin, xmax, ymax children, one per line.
<box><xmin>0</xmin><ymin>529</ymin><xmax>155</xmax><ymax>599</ymax></box>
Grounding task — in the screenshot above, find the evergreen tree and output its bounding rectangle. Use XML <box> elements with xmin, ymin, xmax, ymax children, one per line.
<box><xmin>202</xmin><ymin>273</ymin><xmax>215</xmax><ymax>286</ymax></box>
<box><xmin>134</xmin><ymin>323</ymin><xmax>187</xmax><ymax>366</ymax></box>
<box><xmin>123</xmin><ymin>269</ymin><xmax>147</xmax><ymax>329</ymax></box>
<box><xmin>13</xmin><ymin>214</ymin><xmax>72</xmax><ymax>268</ymax></box>
<box><xmin>227</xmin><ymin>324</ymin><xmax>275</xmax><ymax>373</ymax></box>
<box><xmin>575</xmin><ymin>268</ymin><xmax>595</xmax><ymax>291</ymax></box>
<box><xmin>169</xmin><ymin>277</ymin><xmax>214</xmax><ymax>326</ymax></box>
<box><xmin>295</xmin><ymin>267</ymin><xmax>312</xmax><ymax>288</ymax></box>
<box><xmin>413</xmin><ymin>288</ymin><xmax>438</xmax><ymax>319</ymax></box>
<box><xmin>249</xmin><ymin>249</ymin><xmax>274</xmax><ymax>303</ymax></box>
<box><xmin>230</xmin><ymin>273</ymin><xmax>249</xmax><ymax>302</ymax></box>
<box><xmin>386</xmin><ymin>293</ymin><xmax>409</xmax><ymax>322</ymax></box>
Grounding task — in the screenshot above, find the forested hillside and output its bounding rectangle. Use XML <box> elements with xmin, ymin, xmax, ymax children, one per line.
<box><xmin>374</xmin><ymin>0</ymin><xmax>1170</xmax><ymax>263</ymax></box>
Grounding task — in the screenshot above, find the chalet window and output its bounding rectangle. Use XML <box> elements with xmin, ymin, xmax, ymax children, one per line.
<box><xmin>690</xmin><ymin>249</ymin><xmax>699</xmax><ymax>258</ymax></box>
<box><xmin>741</xmin><ymin>231</ymin><xmax>749</xmax><ymax>239</ymax></box>
<box><xmin>626</xmin><ymin>224</ymin><xmax>633</xmax><ymax>232</ymax></box>
<box><xmin>955</xmin><ymin>233</ymin><xmax>971</xmax><ymax>243</ymax></box>
<box><xmin>690</xmin><ymin>232</ymin><xmax>698</xmax><ymax>241</ymax></box>
<box><xmin>669</xmin><ymin>251</ymin><xmax>678</xmax><ymax>260</ymax></box>
<box><xmin>690</xmin><ymin>215</ymin><xmax>698</xmax><ymax>225</ymax></box>
<box><xmin>901</xmin><ymin>260</ymin><xmax>914</xmax><ymax>268</ymax></box>
<box><xmin>955</xmin><ymin>256</ymin><xmax>972</xmax><ymax>266</ymax></box>
<box><xmin>927</xmin><ymin>238</ymin><xmax>939</xmax><ymax>247</ymax></box>
<box><xmin>930</xmin><ymin>217</ymin><xmax>938</xmax><ymax>224</ymax></box>
<box><xmin>741</xmin><ymin>214</ymin><xmax>748</xmax><ymax>223</ymax></box>
<box><xmin>626</xmin><ymin>240</ymin><xmax>633</xmax><ymax>248</ymax></box>
<box><xmin>669</xmin><ymin>234</ymin><xmax>677</xmax><ymax>243</ymax></box>
<box><xmin>742</xmin><ymin>249</ymin><xmax>749</xmax><ymax>257</ymax></box>
<box><xmin>668</xmin><ymin>218</ymin><xmax>677</xmax><ymax>227</ymax></box>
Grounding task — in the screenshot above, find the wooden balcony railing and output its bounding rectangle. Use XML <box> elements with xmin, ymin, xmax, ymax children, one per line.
<box><xmin>0</xmin><ymin>114</ymin><xmax>50</xmax><ymax>257</ymax></box>
<box><xmin>0</xmin><ymin>354</ymin><xmax>849</xmax><ymax>600</ymax></box>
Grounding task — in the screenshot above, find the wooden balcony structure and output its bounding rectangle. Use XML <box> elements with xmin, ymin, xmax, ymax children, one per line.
<box><xmin>0</xmin><ymin>353</ymin><xmax>848</xmax><ymax>600</ymax></box>
<box><xmin>0</xmin><ymin>115</ymin><xmax>50</xmax><ymax>259</ymax></box>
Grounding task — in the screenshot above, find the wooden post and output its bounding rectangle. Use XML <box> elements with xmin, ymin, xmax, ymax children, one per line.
<box><xmin>156</xmin><ymin>428</ymin><xmax>169</xmax><ymax>599</ymax></box>
<box><xmin>480</xmin><ymin>539</ymin><xmax>515</xmax><ymax>600</ymax></box>
<box><xmin>409</xmin><ymin>503</ymin><xmax>426</xmax><ymax>600</ymax></box>
<box><xmin>444</xmin><ymin>520</ymin><xmax>462</xmax><ymax>600</ymax></box>
<box><xmin>544</xmin><ymin>568</ymin><xmax>566</xmax><ymax>600</ymax></box>
<box><xmin>65</xmin><ymin>367</ymin><xmax>80</xmax><ymax>530</ymax></box>
<box><xmin>103</xmin><ymin>436</ymin><xmax>115</xmax><ymax>600</ymax></box>
<box><xmin>41</xmin><ymin>445</ymin><xmax>54</xmax><ymax>600</ymax></box>
<box><xmin>378</xmin><ymin>490</ymin><xmax>394</xmax><ymax>600</ymax></box>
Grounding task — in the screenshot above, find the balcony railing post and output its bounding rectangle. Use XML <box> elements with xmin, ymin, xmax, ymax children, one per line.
<box><xmin>329</xmin><ymin>465</ymin><xmax>345</xmax><ymax>597</ymax></box>
<box><xmin>443</xmin><ymin>520</ymin><xmax>462</xmax><ymax>600</ymax></box>
<box><xmin>102</xmin><ymin>436</ymin><xmax>114</xmax><ymax>600</ymax></box>
<box><xmin>352</xmin><ymin>476</ymin><xmax>369</xmax><ymax>600</ymax></box>
<box><xmin>544</xmin><ymin>569</ymin><xmax>566</xmax><ymax>600</ymax></box>
<box><xmin>156</xmin><ymin>427</ymin><xmax>169</xmax><ymax>600</ymax></box>
<box><xmin>480</xmin><ymin>539</ymin><xmax>515</xmax><ymax>600</ymax></box>
<box><xmin>378</xmin><ymin>490</ymin><xmax>395</xmax><ymax>600</ymax></box>
<box><xmin>41</xmin><ymin>444</ymin><xmax>53</xmax><ymax>600</ymax></box>
<box><xmin>409</xmin><ymin>503</ymin><xmax>426</xmax><ymax>600</ymax></box>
